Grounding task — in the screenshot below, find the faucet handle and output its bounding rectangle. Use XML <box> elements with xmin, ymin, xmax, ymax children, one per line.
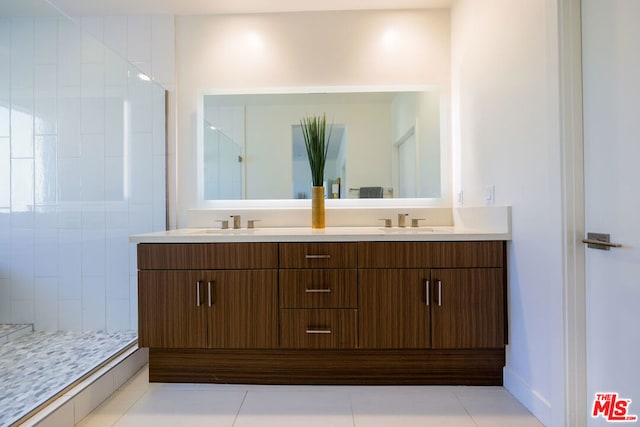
<box><xmin>247</xmin><ymin>219</ymin><xmax>260</xmax><ymax>229</ymax></box>
<box><xmin>378</xmin><ymin>218</ymin><xmax>392</xmax><ymax>228</ymax></box>
<box><xmin>230</xmin><ymin>215</ymin><xmax>241</xmax><ymax>229</ymax></box>
<box><xmin>411</xmin><ymin>218</ymin><xmax>426</xmax><ymax>228</ymax></box>
<box><xmin>216</xmin><ymin>219</ymin><xmax>229</xmax><ymax>229</ymax></box>
<box><xmin>398</xmin><ymin>213</ymin><xmax>409</xmax><ymax>228</ymax></box>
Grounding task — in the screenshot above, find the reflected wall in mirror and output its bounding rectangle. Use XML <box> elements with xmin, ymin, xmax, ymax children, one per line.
<box><xmin>199</xmin><ymin>89</ymin><xmax>441</xmax><ymax>201</ymax></box>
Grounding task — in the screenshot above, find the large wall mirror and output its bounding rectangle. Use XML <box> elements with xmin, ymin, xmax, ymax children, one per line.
<box><xmin>197</xmin><ymin>87</ymin><xmax>445</xmax><ymax>205</ymax></box>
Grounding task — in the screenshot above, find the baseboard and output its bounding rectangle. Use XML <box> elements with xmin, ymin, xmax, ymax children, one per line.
<box><xmin>503</xmin><ymin>366</ymin><xmax>551</xmax><ymax>426</ymax></box>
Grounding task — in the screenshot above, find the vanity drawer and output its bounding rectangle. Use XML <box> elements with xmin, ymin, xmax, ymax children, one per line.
<box><xmin>137</xmin><ymin>243</ymin><xmax>279</xmax><ymax>270</ymax></box>
<box><xmin>358</xmin><ymin>241</ymin><xmax>504</xmax><ymax>269</ymax></box>
<box><xmin>279</xmin><ymin>269</ymin><xmax>357</xmax><ymax>308</ymax></box>
<box><xmin>279</xmin><ymin>243</ymin><xmax>357</xmax><ymax>269</ymax></box>
<box><xmin>279</xmin><ymin>309</ymin><xmax>358</xmax><ymax>349</ymax></box>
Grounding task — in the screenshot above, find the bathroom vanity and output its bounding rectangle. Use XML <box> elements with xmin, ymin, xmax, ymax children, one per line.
<box><xmin>132</xmin><ymin>223</ymin><xmax>509</xmax><ymax>386</ymax></box>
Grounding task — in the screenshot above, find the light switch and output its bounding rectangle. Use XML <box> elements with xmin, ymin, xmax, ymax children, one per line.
<box><xmin>484</xmin><ymin>185</ymin><xmax>495</xmax><ymax>205</ymax></box>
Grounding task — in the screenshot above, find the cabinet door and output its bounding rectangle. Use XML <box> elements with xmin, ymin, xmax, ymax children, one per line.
<box><xmin>359</xmin><ymin>269</ymin><xmax>431</xmax><ymax>349</ymax></box>
<box><xmin>430</xmin><ymin>268</ymin><xmax>505</xmax><ymax>349</ymax></box>
<box><xmin>138</xmin><ymin>270</ymin><xmax>208</xmax><ymax>348</ymax></box>
<box><xmin>207</xmin><ymin>270</ymin><xmax>278</xmax><ymax>349</ymax></box>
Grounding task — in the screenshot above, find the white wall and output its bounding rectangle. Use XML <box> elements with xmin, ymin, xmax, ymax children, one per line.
<box><xmin>451</xmin><ymin>0</ymin><xmax>564</xmax><ymax>425</ymax></box>
<box><xmin>175</xmin><ymin>9</ymin><xmax>450</xmax><ymax>226</ymax></box>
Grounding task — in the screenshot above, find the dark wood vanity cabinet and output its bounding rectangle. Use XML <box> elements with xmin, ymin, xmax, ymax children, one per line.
<box><xmin>279</xmin><ymin>242</ymin><xmax>358</xmax><ymax>349</ymax></box>
<box><xmin>137</xmin><ymin>239</ymin><xmax>507</xmax><ymax>385</ymax></box>
<box><xmin>137</xmin><ymin>243</ymin><xmax>278</xmax><ymax>349</ymax></box>
<box><xmin>357</xmin><ymin>241</ymin><xmax>505</xmax><ymax>350</ymax></box>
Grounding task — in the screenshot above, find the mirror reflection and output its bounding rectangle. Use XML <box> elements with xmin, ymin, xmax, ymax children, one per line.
<box><xmin>200</xmin><ymin>89</ymin><xmax>441</xmax><ymax>200</ymax></box>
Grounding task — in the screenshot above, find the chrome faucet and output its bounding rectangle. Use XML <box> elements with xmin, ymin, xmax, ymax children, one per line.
<box><xmin>230</xmin><ymin>215</ymin><xmax>241</xmax><ymax>229</ymax></box>
<box><xmin>398</xmin><ymin>213</ymin><xmax>409</xmax><ymax>228</ymax></box>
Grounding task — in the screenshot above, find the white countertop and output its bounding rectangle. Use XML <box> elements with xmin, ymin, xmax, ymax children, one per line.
<box><xmin>129</xmin><ymin>226</ymin><xmax>511</xmax><ymax>243</ymax></box>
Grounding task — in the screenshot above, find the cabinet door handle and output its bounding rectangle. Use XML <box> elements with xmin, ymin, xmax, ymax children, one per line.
<box><xmin>305</xmin><ymin>328</ymin><xmax>332</xmax><ymax>334</ymax></box>
<box><xmin>437</xmin><ymin>280</ymin><xmax>442</xmax><ymax>306</ymax></box>
<box><xmin>207</xmin><ymin>281</ymin><xmax>213</xmax><ymax>306</ymax></box>
<box><xmin>305</xmin><ymin>288</ymin><xmax>332</xmax><ymax>293</ymax></box>
<box><xmin>196</xmin><ymin>281</ymin><xmax>202</xmax><ymax>307</ymax></box>
<box><xmin>305</xmin><ymin>254</ymin><xmax>331</xmax><ymax>259</ymax></box>
<box><xmin>424</xmin><ymin>280</ymin><xmax>430</xmax><ymax>306</ymax></box>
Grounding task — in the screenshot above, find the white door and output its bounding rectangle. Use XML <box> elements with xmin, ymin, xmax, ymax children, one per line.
<box><xmin>582</xmin><ymin>1</ymin><xmax>640</xmax><ymax>425</ymax></box>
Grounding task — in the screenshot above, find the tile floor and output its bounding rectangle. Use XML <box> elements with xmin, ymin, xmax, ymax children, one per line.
<box><xmin>0</xmin><ymin>328</ymin><xmax>137</xmax><ymax>427</ymax></box>
<box><xmin>78</xmin><ymin>366</ymin><xmax>544</xmax><ymax>427</ymax></box>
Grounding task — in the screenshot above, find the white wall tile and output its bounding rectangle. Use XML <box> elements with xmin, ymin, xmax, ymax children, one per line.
<box><xmin>10</xmin><ymin>18</ymin><xmax>34</xmax><ymax>90</ymax></box>
<box><xmin>106</xmin><ymin>228</ymin><xmax>129</xmax><ymax>300</ymax></box>
<box><xmin>80</xmin><ymin>134</ymin><xmax>106</xmax><ymax>201</ymax></box>
<box><xmin>81</xmin><ymin>62</ymin><xmax>105</xmax><ymax>99</ymax></box>
<box><xmin>58</xmin><ymin>157</ymin><xmax>81</xmax><ymax>203</ymax></box>
<box><xmin>82</xmin><ymin>276</ymin><xmax>106</xmax><ymax>330</ymax></box>
<box><xmin>10</xmin><ymin>96</ymin><xmax>35</xmax><ymax>159</ymax></box>
<box><xmin>35</xmin><ymin>227</ymin><xmax>58</xmax><ymax>277</ymax></box>
<box><xmin>35</xmin><ymin>277</ymin><xmax>59</xmax><ymax>330</ymax></box>
<box><xmin>0</xmin><ymin>138</ymin><xmax>9</xmax><ymax>207</ymax></box>
<box><xmin>128</xmin><ymin>71</ymin><xmax>153</xmax><ymax>133</ymax></box>
<box><xmin>59</xmin><ymin>298</ymin><xmax>82</xmax><ymax>331</ymax></box>
<box><xmin>80</xmin><ymin>97</ymin><xmax>105</xmax><ymax>135</ymax></box>
<box><xmin>105</xmin><ymin>157</ymin><xmax>124</xmax><ymax>201</ymax></box>
<box><xmin>152</xmin><ymin>85</ymin><xmax>166</xmax><ymax>156</ymax></box>
<box><xmin>104</xmin><ymin>16</ymin><xmax>128</xmax><ymax>59</ymax></box>
<box><xmin>12</xmin><ymin>299</ymin><xmax>35</xmax><ymax>324</ymax></box>
<box><xmin>129</xmin><ymin>273</ymin><xmax>138</xmax><ymax>330</ymax></box>
<box><xmin>58</xmin><ymin>97</ymin><xmax>81</xmax><ymax>158</ymax></box>
<box><xmin>35</xmin><ymin>206</ymin><xmax>58</xmax><ymax>229</ymax></box>
<box><xmin>105</xmin><ymin>50</ymin><xmax>129</xmax><ymax>88</ymax></box>
<box><xmin>11</xmin><ymin>158</ymin><xmax>34</xmax><ymax>214</ymax></box>
<box><xmin>58</xmin><ymin>19</ymin><xmax>82</xmax><ymax>88</ymax></box>
<box><xmin>127</xmin><ymin>16</ymin><xmax>151</xmax><ymax>64</ymax></box>
<box><xmin>80</xmin><ymin>16</ymin><xmax>104</xmax><ymax>44</ymax></box>
<box><xmin>82</xmin><ymin>229</ymin><xmax>106</xmax><ymax>277</ymax></box>
<box><xmin>106</xmin><ymin>202</ymin><xmax>129</xmax><ymax>229</ymax></box>
<box><xmin>34</xmin><ymin>95</ymin><xmax>58</xmax><ymax>136</ymax></box>
<box><xmin>34</xmin><ymin>17</ymin><xmax>58</xmax><ymax>65</ymax></box>
<box><xmin>106</xmin><ymin>298</ymin><xmax>130</xmax><ymax>332</ymax></box>
<box><xmin>151</xmin><ymin>15</ymin><xmax>175</xmax><ymax>85</ymax></box>
<box><xmin>35</xmin><ymin>135</ymin><xmax>58</xmax><ymax>204</ymax></box>
<box><xmin>105</xmin><ymin>96</ymin><xmax>125</xmax><ymax>157</ymax></box>
<box><xmin>58</xmin><ymin>229</ymin><xmax>82</xmax><ymax>299</ymax></box>
<box><xmin>128</xmin><ymin>133</ymin><xmax>153</xmax><ymax>203</ymax></box>
<box><xmin>0</xmin><ymin>277</ymin><xmax>10</xmax><ymax>323</ymax></box>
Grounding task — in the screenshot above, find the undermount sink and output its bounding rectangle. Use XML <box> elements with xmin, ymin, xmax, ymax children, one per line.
<box><xmin>379</xmin><ymin>226</ymin><xmax>453</xmax><ymax>233</ymax></box>
<box><xmin>188</xmin><ymin>228</ymin><xmax>257</xmax><ymax>234</ymax></box>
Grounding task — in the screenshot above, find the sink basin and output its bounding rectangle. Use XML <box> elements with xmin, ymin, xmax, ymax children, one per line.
<box><xmin>187</xmin><ymin>228</ymin><xmax>257</xmax><ymax>235</ymax></box>
<box><xmin>379</xmin><ymin>226</ymin><xmax>452</xmax><ymax>233</ymax></box>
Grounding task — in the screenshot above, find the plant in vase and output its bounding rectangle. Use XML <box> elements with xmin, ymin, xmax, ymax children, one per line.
<box><xmin>300</xmin><ymin>114</ymin><xmax>332</xmax><ymax>228</ymax></box>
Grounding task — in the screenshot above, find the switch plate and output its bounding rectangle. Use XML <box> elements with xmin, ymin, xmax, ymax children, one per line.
<box><xmin>456</xmin><ymin>190</ymin><xmax>464</xmax><ymax>205</ymax></box>
<box><xmin>484</xmin><ymin>185</ymin><xmax>495</xmax><ymax>205</ymax></box>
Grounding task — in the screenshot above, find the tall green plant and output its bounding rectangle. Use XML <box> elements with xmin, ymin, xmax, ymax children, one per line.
<box><xmin>300</xmin><ymin>114</ymin><xmax>332</xmax><ymax>187</ymax></box>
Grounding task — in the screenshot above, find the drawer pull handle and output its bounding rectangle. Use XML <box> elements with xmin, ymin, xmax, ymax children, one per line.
<box><xmin>305</xmin><ymin>288</ymin><xmax>332</xmax><ymax>293</ymax></box>
<box><xmin>207</xmin><ymin>281</ymin><xmax>213</xmax><ymax>306</ymax></box>
<box><xmin>306</xmin><ymin>329</ymin><xmax>332</xmax><ymax>334</ymax></box>
<box><xmin>437</xmin><ymin>280</ymin><xmax>442</xmax><ymax>306</ymax></box>
<box><xmin>196</xmin><ymin>281</ymin><xmax>202</xmax><ymax>307</ymax></box>
<box><xmin>305</xmin><ymin>254</ymin><xmax>331</xmax><ymax>259</ymax></box>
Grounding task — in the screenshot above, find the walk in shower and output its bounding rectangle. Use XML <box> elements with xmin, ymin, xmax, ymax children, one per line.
<box><xmin>0</xmin><ymin>0</ymin><xmax>166</xmax><ymax>424</ymax></box>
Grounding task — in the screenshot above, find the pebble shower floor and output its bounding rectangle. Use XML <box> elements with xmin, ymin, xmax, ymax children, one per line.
<box><xmin>0</xmin><ymin>325</ymin><xmax>137</xmax><ymax>427</ymax></box>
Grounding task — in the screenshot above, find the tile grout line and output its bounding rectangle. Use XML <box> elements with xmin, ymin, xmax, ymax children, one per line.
<box><xmin>231</xmin><ymin>390</ymin><xmax>249</xmax><ymax>427</ymax></box>
<box><xmin>453</xmin><ymin>390</ymin><xmax>480</xmax><ymax>427</ymax></box>
<box><xmin>348</xmin><ymin>390</ymin><xmax>356</xmax><ymax>427</ymax></box>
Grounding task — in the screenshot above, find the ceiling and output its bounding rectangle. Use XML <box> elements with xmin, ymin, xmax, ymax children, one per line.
<box><xmin>47</xmin><ymin>0</ymin><xmax>452</xmax><ymax>16</ymax></box>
